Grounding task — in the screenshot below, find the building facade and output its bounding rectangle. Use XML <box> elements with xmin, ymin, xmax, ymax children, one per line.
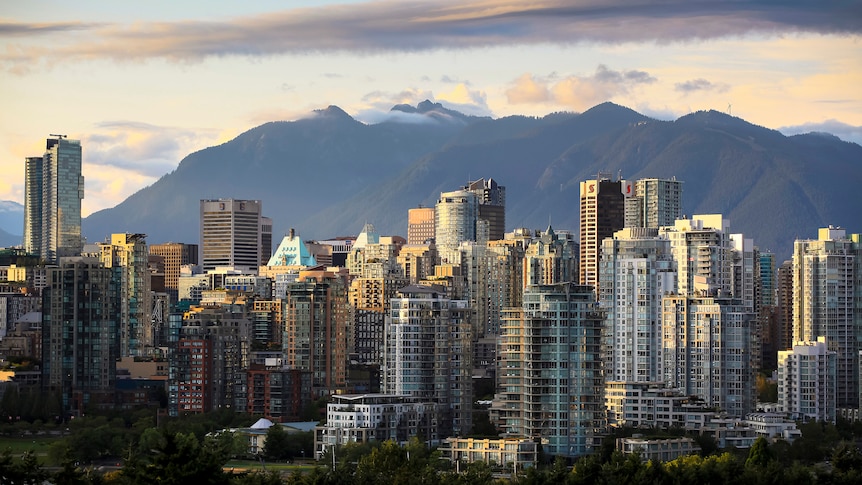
<box><xmin>283</xmin><ymin>270</ymin><xmax>350</xmax><ymax>398</ymax></box>
<box><xmin>407</xmin><ymin>206</ymin><xmax>436</xmax><ymax>245</ymax></box>
<box><xmin>494</xmin><ymin>283</ymin><xmax>605</xmax><ymax>458</ymax></box>
<box><xmin>383</xmin><ymin>284</ymin><xmax>473</xmax><ymax>437</ymax></box>
<box><xmin>99</xmin><ymin>233</ymin><xmax>152</xmax><ymax>357</ymax></box>
<box><xmin>579</xmin><ymin>177</ymin><xmax>629</xmax><ymax>289</ymax></box>
<box><xmin>624</xmin><ymin>178</ymin><xmax>683</xmax><ymax>229</ymax></box>
<box><xmin>200</xmin><ymin>199</ymin><xmax>266</xmax><ymax>272</ymax></box>
<box><xmin>149</xmin><ymin>242</ymin><xmax>199</xmax><ymax>301</ymax></box>
<box><xmin>777</xmin><ymin>337</ymin><xmax>837</xmax><ymax>422</ymax></box>
<box><xmin>599</xmin><ymin>228</ymin><xmax>676</xmax><ymax>383</ymax></box>
<box><xmin>466</xmin><ymin>178</ymin><xmax>506</xmax><ymax>242</ymax></box>
<box><xmin>314</xmin><ymin>394</ymin><xmax>439</xmax><ymax>459</ymax></box>
<box><xmin>435</xmin><ymin>189</ymin><xmax>478</xmax><ymax>263</ymax></box>
<box><xmin>24</xmin><ymin>137</ymin><xmax>84</xmax><ymax>263</ymax></box>
<box><xmin>661</xmin><ymin>296</ymin><xmax>756</xmax><ymax>416</ymax></box>
<box><xmin>42</xmin><ymin>258</ymin><xmax>119</xmax><ymax>415</ymax></box>
<box><xmin>792</xmin><ymin>226</ymin><xmax>862</xmax><ymax>408</ymax></box>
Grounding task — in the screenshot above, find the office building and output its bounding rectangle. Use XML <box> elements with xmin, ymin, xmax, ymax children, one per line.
<box><xmin>494</xmin><ymin>283</ymin><xmax>605</xmax><ymax>458</ymax></box>
<box><xmin>792</xmin><ymin>226</ymin><xmax>862</xmax><ymax>408</ymax></box>
<box><xmin>407</xmin><ymin>206</ymin><xmax>435</xmax><ymax>245</ymax></box>
<box><xmin>579</xmin><ymin>177</ymin><xmax>630</xmax><ymax>289</ymax></box>
<box><xmin>466</xmin><ymin>178</ymin><xmax>506</xmax><ymax>241</ymax></box>
<box><xmin>149</xmin><ymin>242</ymin><xmax>199</xmax><ymax>301</ymax></box>
<box><xmin>383</xmin><ymin>284</ymin><xmax>473</xmax><ymax>437</ymax></box>
<box><xmin>42</xmin><ymin>258</ymin><xmax>119</xmax><ymax>415</ymax></box>
<box><xmin>599</xmin><ymin>228</ymin><xmax>676</xmax><ymax>383</ymax></box>
<box><xmin>200</xmin><ymin>199</ymin><xmax>268</xmax><ymax>272</ymax></box>
<box><xmin>99</xmin><ymin>233</ymin><xmax>152</xmax><ymax>357</ymax></box>
<box><xmin>24</xmin><ymin>136</ymin><xmax>84</xmax><ymax>263</ymax></box>
<box><xmin>777</xmin><ymin>337</ymin><xmax>837</xmax><ymax>422</ymax></box>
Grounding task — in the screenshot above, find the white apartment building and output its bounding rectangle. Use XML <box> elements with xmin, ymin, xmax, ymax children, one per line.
<box><xmin>313</xmin><ymin>394</ymin><xmax>439</xmax><ymax>459</ymax></box>
<box><xmin>792</xmin><ymin>226</ymin><xmax>862</xmax><ymax>408</ymax></box>
<box><xmin>777</xmin><ymin>337</ymin><xmax>837</xmax><ymax>422</ymax></box>
<box><xmin>661</xmin><ymin>296</ymin><xmax>756</xmax><ymax>417</ymax></box>
<box><xmin>599</xmin><ymin>228</ymin><xmax>676</xmax><ymax>383</ymax></box>
<box><xmin>383</xmin><ymin>285</ymin><xmax>473</xmax><ymax>437</ymax></box>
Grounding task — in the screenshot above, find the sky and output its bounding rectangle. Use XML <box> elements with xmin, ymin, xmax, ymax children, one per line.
<box><xmin>1</xmin><ymin>0</ymin><xmax>860</xmax><ymax>219</ymax></box>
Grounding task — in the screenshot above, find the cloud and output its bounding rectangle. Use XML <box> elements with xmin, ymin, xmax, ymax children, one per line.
<box><xmin>3</xmin><ymin>1</ymin><xmax>859</xmax><ymax>71</ymax></box>
<box><xmin>675</xmin><ymin>78</ymin><xmax>730</xmax><ymax>93</ymax></box>
<box><xmin>506</xmin><ymin>73</ymin><xmax>551</xmax><ymax>104</ymax></box>
<box><xmin>0</xmin><ymin>21</ymin><xmax>102</xmax><ymax>36</ymax></box>
<box><xmin>360</xmin><ymin>88</ymin><xmax>436</xmax><ymax>112</ymax></box>
<box><xmin>507</xmin><ymin>65</ymin><xmax>656</xmax><ymax>110</ymax></box>
<box><xmin>74</xmin><ymin>121</ymin><xmax>221</xmax><ymax>215</ymax></box>
<box><xmin>440</xmin><ymin>75</ymin><xmax>470</xmax><ymax>85</ymax></box>
<box><xmin>83</xmin><ymin>121</ymin><xmax>214</xmax><ymax>178</ymax></box>
<box><xmin>779</xmin><ymin>119</ymin><xmax>862</xmax><ymax>146</ymax></box>
<box><xmin>437</xmin><ymin>84</ymin><xmax>491</xmax><ymax>116</ymax></box>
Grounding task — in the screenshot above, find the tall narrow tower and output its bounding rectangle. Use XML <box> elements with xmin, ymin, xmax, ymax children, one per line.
<box><xmin>24</xmin><ymin>136</ymin><xmax>84</xmax><ymax>263</ymax></box>
<box><xmin>435</xmin><ymin>189</ymin><xmax>478</xmax><ymax>263</ymax></box>
<box><xmin>792</xmin><ymin>226</ymin><xmax>862</xmax><ymax>408</ymax></box>
<box><xmin>579</xmin><ymin>177</ymin><xmax>629</xmax><ymax>289</ymax></box>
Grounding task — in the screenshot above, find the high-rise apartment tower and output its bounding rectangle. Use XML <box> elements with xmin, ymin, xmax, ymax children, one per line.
<box><xmin>24</xmin><ymin>136</ymin><xmax>84</xmax><ymax>263</ymax></box>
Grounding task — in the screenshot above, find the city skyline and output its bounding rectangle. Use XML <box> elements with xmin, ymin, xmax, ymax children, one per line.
<box><xmin>1</xmin><ymin>1</ymin><xmax>860</xmax><ymax>218</ymax></box>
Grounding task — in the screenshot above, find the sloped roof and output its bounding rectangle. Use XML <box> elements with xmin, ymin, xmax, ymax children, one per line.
<box><xmin>268</xmin><ymin>233</ymin><xmax>317</xmax><ymax>267</ymax></box>
<box><xmin>250</xmin><ymin>418</ymin><xmax>274</xmax><ymax>429</ymax></box>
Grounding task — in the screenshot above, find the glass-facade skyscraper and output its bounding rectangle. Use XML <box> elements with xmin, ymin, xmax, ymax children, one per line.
<box><xmin>24</xmin><ymin>137</ymin><xmax>84</xmax><ymax>263</ymax></box>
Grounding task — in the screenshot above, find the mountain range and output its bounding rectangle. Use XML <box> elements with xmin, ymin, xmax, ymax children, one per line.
<box><xmin>80</xmin><ymin>101</ymin><xmax>862</xmax><ymax>261</ymax></box>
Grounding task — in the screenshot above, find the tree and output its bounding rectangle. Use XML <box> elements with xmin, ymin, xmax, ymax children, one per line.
<box><xmin>120</xmin><ymin>431</ymin><xmax>231</xmax><ymax>485</ymax></box>
<box><xmin>0</xmin><ymin>449</ymin><xmax>50</xmax><ymax>485</ymax></box>
<box><xmin>745</xmin><ymin>437</ymin><xmax>774</xmax><ymax>468</ymax></box>
<box><xmin>263</xmin><ymin>424</ymin><xmax>290</xmax><ymax>461</ymax></box>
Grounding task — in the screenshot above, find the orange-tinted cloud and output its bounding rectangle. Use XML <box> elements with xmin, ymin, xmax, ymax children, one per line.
<box><xmin>2</xmin><ymin>1</ymin><xmax>859</xmax><ymax>72</ymax></box>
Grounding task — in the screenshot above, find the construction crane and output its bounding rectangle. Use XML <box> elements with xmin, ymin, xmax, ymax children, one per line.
<box><xmin>49</xmin><ymin>133</ymin><xmax>67</xmax><ymax>139</ymax></box>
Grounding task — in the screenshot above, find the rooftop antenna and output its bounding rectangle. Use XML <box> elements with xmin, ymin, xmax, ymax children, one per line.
<box><xmin>727</xmin><ymin>103</ymin><xmax>732</xmax><ymax>116</ymax></box>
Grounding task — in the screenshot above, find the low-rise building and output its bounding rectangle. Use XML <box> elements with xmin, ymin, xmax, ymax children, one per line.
<box><xmin>313</xmin><ymin>394</ymin><xmax>438</xmax><ymax>459</ymax></box>
<box><xmin>744</xmin><ymin>412</ymin><xmax>801</xmax><ymax>442</ymax></box>
<box><xmin>616</xmin><ymin>437</ymin><xmax>700</xmax><ymax>462</ymax></box>
<box><xmin>605</xmin><ymin>381</ymin><xmax>717</xmax><ymax>429</ymax></box>
<box><xmin>439</xmin><ymin>437</ymin><xmax>538</xmax><ymax>470</ymax></box>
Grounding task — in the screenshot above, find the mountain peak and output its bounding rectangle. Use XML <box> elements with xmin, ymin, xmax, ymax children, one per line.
<box><xmin>314</xmin><ymin>105</ymin><xmax>353</xmax><ymax>120</ymax></box>
<box><xmin>388</xmin><ymin>99</ymin><xmax>476</xmax><ymax>124</ymax></box>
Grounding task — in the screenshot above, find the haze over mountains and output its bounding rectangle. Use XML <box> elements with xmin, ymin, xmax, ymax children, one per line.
<box><xmin>62</xmin><ymin>101</ymin><xmax>862</xmax><ymax>260</ymax></box>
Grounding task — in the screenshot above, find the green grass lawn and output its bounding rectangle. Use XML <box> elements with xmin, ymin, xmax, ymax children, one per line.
<box><xmin>224</xmin><ymin>459</ymin><xmax>320</xmax><ymax>474</ymax></box>
<box><xmin>0</xmin><ymin>435</ymin><xmax>62</xmax><ymax>456</ymax></box>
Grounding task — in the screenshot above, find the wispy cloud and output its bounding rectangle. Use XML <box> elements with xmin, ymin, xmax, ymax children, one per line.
<box><xmin>675</xmin><ymin>78</ymin><xmax>730</xmax><ymax>93</ymax></box>
<box><xmin>779</xmin><ymin>119</ymin><xmax>862</xmax><ymax>146</ymax></box>
<box><xmin>507</xmin><ymin>65</ymin><xmax>656</xmax><ymax>110</ymax></box>
<box><xmin>3</xmin><ymin>1</ymin><xmax>859</xmax><ymax>71</ymax></box>
<box><xmin>83</xmin><ymin>121</ymin><xmax>214</xmax><ymax>177</ymax></box>
<box><xmin>79</xmin><ymin>121</ymin><xmax>221</xmax><ymax>215</ymax></box>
